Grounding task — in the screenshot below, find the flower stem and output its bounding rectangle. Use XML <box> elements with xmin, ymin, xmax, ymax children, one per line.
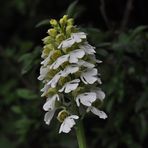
<box><xmin>76</xmin><ymin>120</ymin><xmax>87</xmax><ymax>148</ymax></box>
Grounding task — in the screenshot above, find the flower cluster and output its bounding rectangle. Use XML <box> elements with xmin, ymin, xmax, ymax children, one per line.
<box><xmin>38</xmin><ymin>15</ymin><xmax>107</xmax><ymax>133</ymax></box>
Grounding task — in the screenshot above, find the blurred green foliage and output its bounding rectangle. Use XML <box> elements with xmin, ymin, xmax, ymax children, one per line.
<box><xmin>0</xmin><ymin>0</ymin><xmax>148</xmax><ymax>148</ymax></box>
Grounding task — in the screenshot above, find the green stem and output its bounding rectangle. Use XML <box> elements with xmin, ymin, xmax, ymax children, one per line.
<box><xmin>76</xmin><ymin>120</ymin><xmax>87</xmax><ymax>148</ymax></box>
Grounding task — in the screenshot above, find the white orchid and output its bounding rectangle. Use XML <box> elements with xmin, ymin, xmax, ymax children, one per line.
<box><xmin>43</xmin><ymin>94</ymin><xmax>60</xmax><ymax>111</ymax></box>
<box><xmin>44</xmin><ymin>109</ymin><xmax>56</xmax><ymax>125</ymax></box>
<box><xmin>80</xmin><ymin>68</ymin><xmax>98</xmax><ymax>84</ymax></box>
<box><xmin>77</xmin><ymin>60</ymin><xmax>95</xmax><ymax>68</ymax></box>
<box><xmin>41</xmin><ymin>50</ymin><xmax>54</xmax><ymax>66</ymax></box>
<box><xmin>79</xmin><ymin>42</ymin><xmax>96</xmax><ymax>55</ymax></box>
<box><xmin>50</xmin><ymin>54</ymin><xmax>69</xmax><ymax>69</ymax></box>
<box><xmin>38</xmin><ymin>15</ymin><xmax>107</xmax><ymax>135</ymax></box>
<box><xmin>87</xmin><ymin>106</ymin><xmax>107</xmax><ymax>119</ymax></box>
<box><xmin>38</xmin><ymin>65</ymin><xmax>50</xmax><ymax>81</ymax></box>
<box><xmin>59</xmin><ymin>79</ymin><xmax>80</xmax><ymax>93</ymax></box>
<box><xmin>58</xmin><ymin>32</ymin><xmax>86</xmax><ymax>49</ymax></box>
<box><xmin>62</xmin><ymin>65</ymin><xmax>79</xmax><ymax>76</ymax></box>
<box><xmin>59</xmin><ymin>115</ymin><xmax>79</xmax><ymax>133</ymax></box>
<box><xmin>69</xmin><ymin>49</ymin><xmax>85</xmax><ymax>63</ymax></box>
<box><xmin>47</xmin><ymin>71</ymin><xmax>63</xmax><ymax>88</ymax></box>
<box><xmin>95</xmin><ymin>89</ymin><xmax>105</xmax><ymax>101</ymax></box>
<box><xmin>76</xmin><ymin>92</ymin><xmax>97</xmax><ymax>107</ymax></box>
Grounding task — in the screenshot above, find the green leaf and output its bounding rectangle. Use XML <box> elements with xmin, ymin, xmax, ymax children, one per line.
<box><xmin>66</xmin><ymin>1</ymin><xmax>78</xmax><ymax>17</ymax></box>
<box><xmin>66</xmin><ymin>1</ymin><xmax>84</xmax><ymax>18</ymax></box>
<box><xmin>36</xmin><ymin>19</ymin><xmax>50</xmax><ymax>28</ymax></box>
<box><xmin>16</xmin><ymin>88</ymin><xmax>37</xmax><ymax>99</ymax></box>
<box><xmin>130</xmin><ymin>26</ymin><xmax>148</xmax><ymax>39</ymax></box>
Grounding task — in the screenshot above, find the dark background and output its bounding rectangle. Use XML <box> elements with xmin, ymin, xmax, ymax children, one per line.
<box><xmin>0</xmin><ymin>0</ymin><xmax>148</xmax><ymax>148</ymax></box>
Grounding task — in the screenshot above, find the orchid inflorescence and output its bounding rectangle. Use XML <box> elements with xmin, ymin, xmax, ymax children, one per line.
<box><xmin>38</xmin><ymin>15</ymin><xmax>107</xmax><ymax>134</ymax></box>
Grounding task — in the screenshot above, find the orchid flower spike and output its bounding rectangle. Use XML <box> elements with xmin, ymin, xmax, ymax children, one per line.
<box><xmin>38</xmin><ymin>15</ymin><xmax>107</xmax><ymax>134</ymax></box>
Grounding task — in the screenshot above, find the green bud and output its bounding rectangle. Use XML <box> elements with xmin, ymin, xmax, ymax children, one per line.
<box><xmin>58</xmin><ymin>77</ymin><xmax>67</xmax><ymax>86</ymax></box>
<box><xmin>67</xmin><ymin>18</ymin><xmax>74</xmax><ymax>26</ymax></box>
<box><xmin>42</xmin><ymin>36</ymin><xmax>53</xmax><ymax>44</ymax></box>
<box><xmin>63</xmin><ymin>15</ymin><xmax>68</xmax><ymax>20</ymax></box>
<box><xmin>42</xmin><ymin>44</ymin><xmax>54</xmax><ymax>56</ymax></box>
<box><xmin>62</xmin><ymin>47</ymin><xmax>73</xmax><ymax>53</ymax></box>
<box><xmin>59</xmin><ymin>15</ymin><xmax>68</xmax><ymax>26</ymax></box>
<box><xmin>46</xmin><ymin>88</ymin><xmax>57</xmax><ymax>96</ymax></box>
<box><xmin>48</xmin><ymin>29</ymin><xmax>57</xmax><ymax>37</ymax></box>
<box><xmin>46</xmin><ymin>69</ymin><xmax>59</xmax><ymax>80</ymax></box>
<box><xmin>66</xmin><ymin>25</ymin><xmax>73</xmax><ymax>34</ymax></box>
<box><xmin>51</xmin><ymin>50</ymin><xmax>62</xmax><ymax>60</ymax></box>
<box><xmin>50</xmin><ymin>19</ymin><xmax>58</xmax><ymax>27</ymax></box>
<box><xmin>55</xmin><ymin>34</ymin><xmax>65</xmax><ymax>43</ymax></box>
<box><xmin>57</xmin><ymin>110</ymin><xmax>69</xmax><ymax>122</ymax></box>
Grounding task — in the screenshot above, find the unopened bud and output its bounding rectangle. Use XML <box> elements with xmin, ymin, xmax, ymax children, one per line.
<box><xmin>48</xmin><ymin>29</ymin><xmax>57</xmax><ymax>37</ymax></box>
<box><xmin>67</xmin><ymin>18</ymin><xmax>74</xmax><ymax>26</ymax></box>
<box><xmin>50</xmin><ymin>19</ymin><xmax>58</xmax><ymax>27</ymax></box>
<box><xmin>56</xmin><ymin>34</ymin><xmax>65</xmax><ymax>43</ymax></box>
<box><xmin>57</xmin><ymin>110</ymin><xmax>69</xmax><ymax>122</ymax></box>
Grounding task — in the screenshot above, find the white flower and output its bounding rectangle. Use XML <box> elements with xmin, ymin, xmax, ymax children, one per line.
<box><xmin>38</xmin><ymin>65</ymin><xmax>50</xmax><ymax>81</ymax></box>
<box><xmin>79</xmin><ymin>42</ymin><xmax>96</xmax><ymax>55</ymax></box>
<box><xmin>44</xmin><ymin>109</ymin><xmax>56</xmax><ymax>125</ymax></box>
<box><xmin>50</xmin><ymin>49</ymin><xmax>85</xmax><ymax>70</ymax></box>
<box><xmin>41</xmin><ymin>50</ymin><xmax>54</xmax><ymax>66</ymax></box>
<box><xmin>47</xmin><ymin>71</ymin><xmax>63</xmax><ymax>88</ymax></box>
<box><xmin>95</xmin><ymin>89</ymin><xmax>105</xmax><ymax>101</ymax></box>
<box><xmin>69</xmin><ymin>49</ymin><xmax>85</xmax><ymax>63</ymax></box>
<box><xmin>50</xmin><ymin>54</ymin><xmax>69</xmax><ymax>69</ymax></box>
<box><xmin>43</xmin><ymin>94</ymin><xmax>60</xmax><ymax>111</ymax></box>
<box><xmin>58</xmin><ymin>32</ymin><xmax>86</xmax><ymax>49</ymax></box>
<box><xmin>80</xmin><ymin>68</ymin><xmax>98</xmax><ymax>84</ymax></box>
<box><xmin>59</xmin><ymin>79</ymin><xmax>80</xmax><ymax>93</ymax></box>
<box><xmin>76</xmin><ymin>92</ymin><xmax>97</xmax><ymax>107</ymax></box>
<box><xmin>89</xmin><ymin>55</ymin><xmax>102</xmax><ymax>63</ymax></box>
<box><xmin>87</xmin><ymin>106</ymin><xmax>107</xmax><ymax>119</ymax></box>
<box><xmin>77</xmin><ymin>60</ymin><xmax>95</xmax><ymax>68</ymax></box>
<box><xmin>59</xmin><ymin>115</ymin><xmax>79</xmax><ymax>133</ymax></box>
<box><xmin>40</xmin><ymin>83</ymin><xmax>50</xmax><ymax>97</ymax></box>
<box><xmin>62</xmin><ymin>65</ymin><xmax>79</xmax><ymax>76</ymax></box>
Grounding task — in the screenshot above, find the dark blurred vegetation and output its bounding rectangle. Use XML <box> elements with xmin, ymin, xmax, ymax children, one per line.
<box><xmin>0</xmin><ymin>0</ymin><xmax>148</xmax><ymax>148</ymax></box>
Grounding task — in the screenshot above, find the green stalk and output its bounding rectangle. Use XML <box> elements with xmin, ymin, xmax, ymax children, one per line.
<box><xmin>76</xmin><ymin>120</ymin><xmax>87</xmax><ymax>148</ymax></box>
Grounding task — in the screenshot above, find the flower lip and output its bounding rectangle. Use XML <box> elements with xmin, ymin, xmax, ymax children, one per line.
<box><xmin>59</xmin><ymin>79</ymin><xmax>80</xmax><ymax>93</ymax></box>
<box><xmin>44</xmin><ymin>109</ymin><xmax>56</xmax><ymax>125</ymax></box>
<box><xmin>58</xmin><ymin>32</ymin><xmax>86</xmax><ymax>49</ymax></box>
<box><xmin>43</xmin><ymin>94</ymin><xmax>59</xmax><ymax>111</ymax></box>
<box><xmin>76</xmin><ymin>92</ymin><xmax>97</xmax><ymax>107</ymax></box>
<box><xmin>87</xmin><ymin>106</ymin><xmax>107</xmax><ymax>119</ymax></box>
<box><xmin>80</xmin><ymin>68</ymin><xmax>98</xmax><ymax>84</ymax></box>
<box><xmin>59</xmin><ymin>115</ymin><xmax>79</xmax><ymax>133</ymax></box>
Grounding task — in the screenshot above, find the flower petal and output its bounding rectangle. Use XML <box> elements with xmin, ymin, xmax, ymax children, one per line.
<box><xmin>59</xmin><ymin>115</ymin><xmax>79</xmax><ymax>133</ymax></box>
<box><xmin>47</xmin><ymin>71</ymin><xmax>62</xmax><ymax>88</ymax></box>
<box><xmin>79</xmin><ymin>42</ymin><xmax>96</xmax><ymax>54</ymax></box>
<box><xmin>76</xmin><ymin>92</ymin><xmax>97</xmax><ymax>107</ymax></box>
<box><xmin>69</xmin><ymin>49</ymin><xmax>85</xmax><ymax>63</ymax></box>
<box><xmin>59</xmin><ymin>79</ymin><xmax>80</xmax><ymax>93</ymax></box>
<box><xmin>80</xmin><ymin>68</ymin><xmax>98</xmax><ymax>84</ymax></box>
<box><xmin>58</xmin><ymin>32</ymin><xmax>86</xmax><ymax>49</ymax></box>
<box><xmin>58</xmin><ymin>38</ymin><xmax>75</xmax><ymax>49</ymax></box>
<box><xmin>62</xmin><ymin>65</ymin><xmax>79</xmax><ymax>76</ymax></box>
<box><xmin>38</xmin><ymin>65</ymin><xmax>50</xmax><ymax>81</ymax></box>
<box><xmin>50</xmin><ymin>54</ymin><xmax>69</xmax><ymax>69</ymax></box>
<box><xmin>90</xmin><ymin>106</ymin><xmax>107</xmax><ymax>119</ymax></box>
<box><xmin>96</xmin><ymin>89</ymin><xmax>105</xmax><ymax>101</ymax></box>
<box><xmin>41</xmin><ymin>51</ymin><xmax>54</xmax><ymax>66</ymax></box>
<box><xmin>44</xmin><ymin>109</ymin><xmax>55</xmax><ymax>125</ymax></box>
<box><xmin>77</xmin><ymin>60</ymin><xmax>95</xmax><ymax>68</ymax></box>
<box><xmin>43</xmin><ymin>94</ymin><xmax>59</xmax><ymax>111</ymax></box>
